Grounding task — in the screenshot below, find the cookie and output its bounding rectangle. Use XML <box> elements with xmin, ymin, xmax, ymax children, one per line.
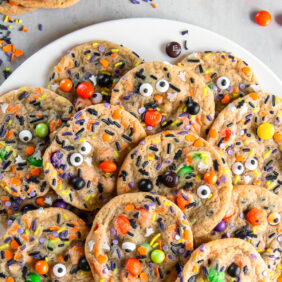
<box><xmin>117</xmin><ymin>130</ymin><xmax>232</xmax><ymax>238</ymax></box>
<box><xmin>85</xmin><ymin>193</ymin><xmax>193</xmax><ymax>282</ymax></box>
<box><xmin>13</xmin><ymin>0</ymin><xmax>80</xmax><ymax>8</ymax></box>
<box><xmin>48</xmin><ymin>40</ymin><xmax>143</xmax><ymax>108</ymax></box>
<box><xmin>0</xmin><ymin>1</ymin><xmax>35</xmax><ymax>15</ymax></box>
<box><xmin>207</xmin><ymin>92</ymin><xmax>282</xmax><ymax>196</ymax></box>
<box><xmin>43</xmin><ymin>103</ymin><xmax>146</xmax><ymax>211</ymax></box>
<box><xmin>0</xmin><ymin>207</ymin><xmax>93</xmax><ymax>281</ymax></box>
<box><xmin>0</xmin><ymin>87</ymin><xmax>74</xmax><ymax>199</ymax></box>
<box><xmin>195</xmin><ymin>185</ymin><xmax>282</xmax><ymax>280</ymax></box>
<box><xmin>179</xmin><ymin>51</ymin><xmax>261</xmax><ymax>112</ymax></box>
<box><xmin>111</xmin><ymin>61</ymin><xmax>215</xmax><ymax>136</ymax></box>
<box><xmin>177</xmin><ymin>238</ymin><xmax>270</xmax><ymax>282</ymax></box>
<box><xmin>0</xmin><ymin>189</ymin><xmax>96</xmax><ymax>233</ymax></box>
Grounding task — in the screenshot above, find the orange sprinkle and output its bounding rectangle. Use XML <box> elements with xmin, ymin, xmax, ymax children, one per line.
<box><xmin>102</xmin><ymin>133</ymin><xmax>113</xmax><ymax>142</ymax></box>
<box><xmin>49</xmin><ymin>120</ymin><xmax>55</xmax><ymax>133</ymax></box>
<box><xmin>192</xmin><ymin>265</ymin><xmax>198</xmax><ymax>272</ymax></box>
<box><xmin>5</xmin><ymin>277</ymin><xmax>14</xmax><ymax>282</ymax></box>
<box><xmin>235</xmin><ymin>155</ymin><xmax>244</xmax><ymax>162</ymax></box>
<box><xmin>25</xmin><ymin>146</ymin><xmax>35</xmax><ymax>155</ymax></box>
<box><xmin>58</xmin><ymin>255</ymin><xmax>64</xmax><ymax>262</ymax></box>
<box><xmin>168</xmin><ymin>225</ymin><xmax>175</xmax><ymax>231</ymax></box>
<box><xmin>100</xmin><ymin>59</ymin><xmax>109</xmax><ymax>68</ymax></box>
<box><xmin>154</xmin><ymin>94</ymin><xmax>163</xmax><ymax>104</ymax></box>
<box><xmin>184</xmin><ymin>229</ymin><xmax>191</xmax><ymax>240</ymax></box>
<box><xmin>24</xmin><ymin>218</ymin><xmax>30</xmax><ymax>229</ymax></box>
<box><xmin>274</xmin><ymin>133</ymin><xmax>282</xmax><ymax>142</ymax></box>
<box><xmin>242</xmin><ymin>66</ymin><xmax>252</xmax><ymax>76</ymax></box>
<box><xmin>233</xmin><ymin>87</ymin><xmax>239</xmax><ymax>94</ymax></box>
<box><xmin>11</xmin><ymin>177</ymin><xmax>21</xmax><ymax>185</ymax></box>
<box><xmin>56</xmin><ymin>66</ymin><xmax>62</xmax><ymax>73</ymax></box>
<box><xmin>10</xmin><ymin>240</ymin><xmax>19</xmax><ymax>250</ymax></box>
<box><xmin>3</xmin><ymin>44</ymin><xmax>13</xmax><ymax>52</ymax></box>
<box><xmin>155</xmin><ymin>208</ymin><xmax>165</xmax><ymax>213</ymax></box>
<box><xmin>9</xmin><ymin>224</ymin><xmax>20</xmax><ymax>234</ymax></box>
<box><xmin>187</xmin><ymin>155</ymin><xmax>193</xmax><ymax>163</ymax></box>
<box><xmin>30</xmin><ymin>167</ymin><xmax>40</xmax><ymax>176</ymax></box>
<box><xmin>14</xmin><ymin>49</ymin><xmax>23</xmax><ymax>57</ymax></box>
<box><xmin>193</xmin><ymin>138</ymin><xmax>203</xmax><ymax>148</ymax></box>
<box><xmin>208</xmin><ymin>129</ymin><xmax>218</xmax><ymax>138</ymax></box>
<box><xmin>121</xmin><ymin>121</ymin><xmax>129</xmax><ymax>128</ymax></box>
<box><xmin>112</xmin><ymin>108</ymin><xmax>122</xmax><ymax>120</ymax></box>
<box><xmin>111</xmin><ymin>53</ymin><xmax>117</xmax><ymax>59</ymax></box>
<box><xmin>50</xmin><ymin>227</ymin><xmax>60</xmax><ymax>231</ymax></box>
<box><xmin>137</xmin><ymin>246</ymin><xmax>147</xmax><ymax>256</ymax></box>
<box><xmin>189</xmin><ymin>90</ymin><xmax>194</xmax><ymax>98</ymax></box>
<box><xmin>14</xmin><ymin>253</ymin><xmax>21</xmax><ymax>261</ymax></box>
<box><xmin>4</xmin><ymin>250</ymin><xmax>13</xmax><ymax>260</ymax></box>
<box><xmin>140</xmin><ymin>272</ymin><xmax>148</xmax><ymax>281</ymax></box>
<box><xmin>221</xmin><ymin>94</ymin><xmax>230</xmax><ymax>105</ymax></box>
<box><xmin>35</xmin><ymin>197</ymin><xmax>46</xmax><ymax>206</ymax></box>
<box><xmin>154</xmin><ymin>266</ymin><xmax>160</xmax><ymax>278</ymax></box>
<box><xmin>97</xmin><ymin>254</ymin><xmax>107</xmax><ymax>264</ymax></box>
<box><xmin>9</xmin><ymin>0</ymin><xmax>19</xmax><ymax>6</ymax></box>
<box><xmin>7</xmin><ymin>130</ymin><xmax>14</xmax><ymax>140</ymax></box>
<box><xmin>249</xmin><ymin>92</ymin><xmax>259</xmax><ymax>100</ymax></box>
<box><xmin>185</xmin><ymin>134</ymin><xmax>196</xmax><ymax>142</ymax></box>
<box><xmin>124</xmin><ymin>203</ymin><xmax>135</xmax><ymax>212</ymax></box>
<box><xmin>21</xmin><ymin>235</ymin><xmax>29</xmax><ymax>242</ymax></box>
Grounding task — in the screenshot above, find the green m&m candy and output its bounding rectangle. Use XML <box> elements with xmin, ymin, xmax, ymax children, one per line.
<box><xmin>207</xmin><ymin>267</ymin><xmax>225</xmax><ymax>282</ymax></box>
<box><xmin>35</xmin><ymin>123</ymin><xmax>49</xmax><ymax>138</ymax></box>
<box><xmin>150</xmin><ymin>249</ymin><xmax>165</xmax><ymax>264</ymax></box>
<box><xmin>177</xmin><ymin>166</ymin><xmax>194</xmax><ymax>177</ymax></box>
<box><xmin>25</xmin><ymin>273</ymin><xmax>41</xmax><ymax>282</ymax></box>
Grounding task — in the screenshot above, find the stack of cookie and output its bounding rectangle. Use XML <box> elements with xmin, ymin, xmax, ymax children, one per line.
<box><xmin>0</xmin><ymin>0</ymin><xmax>80</xmax><ymax>15</ymax></box>
<box><xmin>0</xmin><ymin>40</ymin><xmax>280</xmax><ymax>282</ymax></box>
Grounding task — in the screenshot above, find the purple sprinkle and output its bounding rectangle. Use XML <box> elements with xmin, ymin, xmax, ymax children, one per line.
<box><xmin>85</xmin><ymin>72</ymin><xmax>91</xmax><ymax>80</ymax></box>
<box><xmin>17</xmin><ymin>228</ymin><xmax>24</xmax><ymax>234</ymax></box>
<box><xmin>168</xmin><ymin>254</ymin><xmax>173</xmax><ymax>260</ymax></box>
<box><xmin>170</xmin><ymin>206</ymin><xmax>174</xmax><ymax>214</ymax></box>
<box><xmin>99</xmin><ymin>46</ymin><xmax>105</xmax><ymax>52</ymax></box>
<box><xmin>39</xmin><ymin>238</ymin><xmax>45</xmax><ymax>244</ymax></box>
<box><xmin>32</xmin><ymin>220</ymin><xmax>36</xmax><ymax>232</ymax></box>
<box><xmin>104</xmin><ymin>103</ymin><xmax>111</xmax><ymax>108</ymax></box>
<box><xmin>250</xmin><ymin>253</ymin><xmax>257</xmax><ymax>259</ymax></box>
<box><xmin>239</xmin><ymin>213</ymin><xmax>245</xmax><ymax>218</ymax></box>
<box><xmin>240</xmin><ymin>84</ymin><xmax>246</xmax><ymax>89</ymax></box>
<box><xmin>116</xmin><ymin>248</ymin><xmax>122</xmax><ymax>259</ymax></box>
<box><xmin>4</xmin><ymin>237</ymin><xmax>12</xmax><ymax>243</ymax></box>
<box><xmin>178</xmin><ymin>131</ymin><xmax>188</xmax><ymax>135</ymax></box>
<box><xmin>147</xmin><ymin>126</ymin><xmax>153</xmax><ymax>131</ymax></box>
<box><xmin>156</xmin><ymin>162</ymin><xmax>162</xmax><ymax>170</ymax></box>
<box><xmin>202</xmin><ymin>266</ymin><xmax>208</xmax><ymax>275</ymax></box>
<box><xmin>90</xmin><ymin>55</ymin><xmax>95</xmax><ymax>62</ymax></box>
<box><xmin>199</xmin><ymin>244</ymin><xmax>206</xmax><ymax>252</ymax></box>
<box><xmin>113</xmin><ymin>240</ymin><xmax>118</xmax><ymax>245</ymax></box>
<box><xmin>5</xmin><ymin>201</ymin><xmax>11</xmax><ymax>207</ymax></box>
<box><xmin>220</xmin><ymin>176</ymin><xmax>226</xmax><ymax>182</ymax></box>
<box><xmin>129</xmin><ymin>182</ymin><xmax>134</xmax><ymax>188</ymax></box>
<box><xmin>139</xmin><ymin>139</ymin><xmax>145</xmax><ymax>145</ymax></box>
<box><xmin>163</xmin><ymin>245</ymin><xmax>169</xmax><ymax>251</ymax></box>
<box><xmin>50</xmin><ymin>151</ymin><xmax>64</xmax><ymax>168</ymax></box>
<box><xmin>138</xmin><ymin>107</ymin><xmax>146</xmax><ymax>114</ymax></box>
<box><xmin>74</xmin><ymin>111</ymin><xmax>82</xmax><ymax>119</ymax></box>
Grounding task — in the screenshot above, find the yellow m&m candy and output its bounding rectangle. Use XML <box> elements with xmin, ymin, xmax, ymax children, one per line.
<box><xmin>257</xmin><ymin>123</ymin><xmax>275</xmax><ymax>140</ymax></box>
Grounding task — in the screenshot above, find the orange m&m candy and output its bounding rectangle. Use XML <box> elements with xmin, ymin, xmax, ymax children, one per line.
<box><xmin>76</xmin><ymin>82</ymin><xmax>94</xmax><ymax>99</ymax></box>
<box><xmin>255</xmin><ymin>10</ymin><xmax>272</xmax><ymax>26</ymax></box>
<box><xmin>246</xmin><ymin>208</ymin><xmax>265</xmax><ymax>226</ymax></box>
<box><xmin>114</xmin><ymin>215</ymin><xmax>130</xmax><ymax>235</ymax></box>
<box><xmin>35</xmin><ymin>260</ymin><xmax>49</xmax><ymax>275</ymax></box>
<box><xmin>204</xmin><ymin>171</ymin><xmax>217</xmax><ymax>185</ymax></box>
<box><xmin>125</xmin><ymin>258</ymin><xmax>142</xmax><ymax>276</ymax></box>
<box><xmin>99</xmin><ymin>161</ymin><xmax>117</xmax><ymax>173</ymax></box>
<box><xmin>144</xmin><ymin>110</ymin><xmax>162</xmax><ymax>127</ymax></box>
<box><xmin>59</xmin><ymin>78</ymin><xmax>73</xmax><ymax>92</ymax></box>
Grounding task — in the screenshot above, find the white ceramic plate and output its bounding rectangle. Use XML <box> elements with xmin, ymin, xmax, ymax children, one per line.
<box><xmin>0</xmin><ymin>18</ymin><xmax>281</xmax><ymax>96</ymax></box>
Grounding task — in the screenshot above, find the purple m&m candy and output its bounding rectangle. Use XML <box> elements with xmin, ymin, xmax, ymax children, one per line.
<box><xmin>53</xmin><ymin>200</ymin><xmax>67</xmax><ymax>209</ymax></box>
<box><xmin>214</xmin><ymin>220</ymin><xmax>226</xmax><ymax>232</ymax></box>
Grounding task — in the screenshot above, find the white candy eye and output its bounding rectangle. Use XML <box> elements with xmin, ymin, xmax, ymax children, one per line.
<box><xmin>79</xmin><ymin>142</ymin><xmax>92</xmax><ymax>155</ymax></box>
<box><xmin>245</xmin><ymin>158</ymin><xmax>258</xmax><ymax>171</ymax></box>
<box><xmin>156</xmin><ymin>79</ymin><xmax>169</xmax><ymax>93</ymax></box>
<box><xmin>139</xmin><ymin>83</ymin><xmax>153</xmax><ymax>97</ymax></box>
<box><xmin>122</xmin><ymin>242</ymin><xmax>136</xmax><ymax>252</ymax></box>
<box><xmin>70</xmin><ymin>153</ymin><xmax>83</xmax><ymax>166</ymax></box>
<box><xmin>91</xmin><ymin>92</ymin><xmax>103</xmax><ymax>104</ymax></box>
<box><xmin>197</xmin><ymin>185</ymin><xmax>211</xmax><ymax>199</ymax></box>
<box><xmin>232</xmin><ymin>162</ymin><xmax>244</xmax><ymax>175</ymax></box>
<box><xmin>216</xmin><ymin>76</ymin><xmax>230</xmax><ymax>90</ymax></box>
<box><xmin>19</xmin><ymin>130</ymin><xmax>32</xmax><ymax>143</ymax></box>
<box><xmin>267</xmin><ymin>212</ymin><xmax>281</xmax><ymax>226</ymax></box>
<box><xmin>53</xmin><ymin>263</ymin><xmax>66</xmax><ymax>277</ymax></box>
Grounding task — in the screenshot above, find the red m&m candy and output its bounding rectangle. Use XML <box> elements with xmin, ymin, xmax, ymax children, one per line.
<box><xmin>255</xmin><ymin>10</ymin><xmax>272</xmax><ymax>26</ymax></box>
<box><xmin>76</xmin><ymin>82</ymin><xmax>94</xmax><ymax>99</ymax></box>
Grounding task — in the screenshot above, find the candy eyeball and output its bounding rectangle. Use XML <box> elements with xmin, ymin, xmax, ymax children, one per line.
<box><xmin>79</xmin><ymin>142</ymin><xmax>92</xmax><ymax>155</ymax></box>
<box><xmin>53</xmin><ymin>263</ymin><xmax>66</xmax><ymax>277</ymax></box>
<box><xmin>216</xmin><ymin>76</ymin><xmax>230</xmax><ymax>90</ymax></box>
<box><xmin>267</xmin><ymin>212</ymin><xmax>281</xmax><ymax>226</ymax></box>
<box><xmin>197</xmin><ymin>185</ymin><xmax>211</xmax><ymax>199</ymax></box>
<box><xmin>91</xmin><ymin>92</ymin><xmax>103</xmax><ymax>104</ymax></box>
<box><xmin>232</xmin><ymin>162</ymin><xmax>245</xmax><ymax>175</ymax></box>
<box><xmin>139</xmin><ymin>83</ymin><xmax>153</xmax><ymax>97</ymax></box>
<box><xmin>19</xmin><ymin>130</ymin><xmax>32</xmax><ymax>143</ymax></box>
<box><xmin>156</xmin><ymin>79</ymin><xmax>169</xmax><ymax>93</ymax></box>
<box><xmin>245</xmin><ymin>157</ymin><xmax>258</xmax><ymax>170</ymax></box>
<box><xmin>70</xmin><ymin>153</ymin><xmax>83</xmax><ymax>166</ymax></box>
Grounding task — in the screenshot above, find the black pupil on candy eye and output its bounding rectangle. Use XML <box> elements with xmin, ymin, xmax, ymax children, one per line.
<box><xmin>143</xmin><ymin>88</ymin><xmax>148</xmax><ymax>93</ymax></box>
<box><xmin>238</xmin><ymin>165</ymin><xmax>242</xmax><ymax>170</ymax></box>
<box><xmin>58</xmin><ymin>268</ymin><xmax>63</xmax><ymax>273</ymax></box>
<box><xmin>221</xmin><ymin>79</ymin><xmax>226</xmax><ymax>86</ymax></box>
<box><xmin>160</xmin><ymin>81</ymin><xmax>165</xmax><ymax>87</ymax></box>
<box><xmin>201</xmin><ymin>190</ymin><xmax>207</xmax><ymax>195</ymax></box>
<box><xmin>274</xmin><ymin>218</ymin><xmax>279</xmax><ymax>223</ymax></box>
<box><xmin>24</xmin><ymin>137</ymin><xmax>29</xmax><ymax>141</ymax></box>
<box><xmin>251</xmin><ymin>160</ymin><xmax>255</xmax><ymax>165</ymax></box>
<box><xmin>93</xmin><ymin>94</ymin><xmax>97</xmax><ymax>98</ymax></box>
<box><xmin>75</xmin><ymin>157</ymin><xmax>81</xmax><ymax>162</ymax></box>
<box><xmin>81</xmin><ymin>147</ymin><xmax>86</xmax><ymax>151</ymax></box>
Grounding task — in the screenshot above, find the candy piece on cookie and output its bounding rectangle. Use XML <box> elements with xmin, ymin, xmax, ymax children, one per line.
<box><xmin>207</xmin><ymin>92</ymin><xmax>282</xmax><ymax>196</ymax></box>
<box><xmin>111</xmin><ymin>61</ymin><xmax>215</xmax><ymax>136</ymax></box>
<box><xmin>11</xmin><ymin>0</ymin><xmax>80</xmax><ymax>9</ymax></box>
<box><xmin>0</xmin><ymin>207</ymin><xmax>93</xmax><ymax>281</ymax></box>
<box><xmin>179</xmin><ymin>51</ymin><xmax>261</xmax><ymax>112</ymax></box>
<box><xmin>48</xmin><ymin>40</ymin><xmax>143</xmax><ymax>107</ymax></box>
<box><xmin>195</xmin><ymin>185</ymin><xmax>282</xmax><ymax>280</ymax></box>
<box><xmin>85</xmin><ymin>193</ymin><xmax>193</xmax><ymax>281</ymax></box>
<box><xmin>0</xmin><ymin>87</ymin><xmax>74</xmax><ymax>199</ymax></box>
<box><xmin>176</xmin><ymin>238</ymin><xmax>270</xmax><ymax>282</ymax></box>
<box><xmin>0</xmin><ymin>1</ymin><xmax>35</xmax><ymax>15</ymax></box>
<box><xmin>43</xmin><ymin>103</ymin><xmax>146</xmax><ymax>211</ymax></box>
<box><xmin>117</xmin><ymin>130</ymin><xmax>232</xmax><ymax>238</ymax></box>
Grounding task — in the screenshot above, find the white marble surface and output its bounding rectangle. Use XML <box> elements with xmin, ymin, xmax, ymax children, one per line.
<box><xmin>0</xmin><ymin>0</ymin><xmax>281</xmax><ymax>85</ymax></box>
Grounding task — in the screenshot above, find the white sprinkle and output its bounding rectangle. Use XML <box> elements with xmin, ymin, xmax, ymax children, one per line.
<box><xmin>175</xmin><ymin>234</ymin><xmax>181</xmax><ymax>240</ymax></box>
<box><xmin>44</xmin><ymin>197</ymin><xmax>53</xmax><ymax>205</ymax></box>
<box><xmin>227</xmin><ymin>104</ymin><xmax>236</xmax><ymax>111</ymax></box>
<box><xmin>188</xmin><ymin>52</ymin><xmax>198</xmax><ymax>58</ymax></box>
<box><xmin>15</xmin><ymin>155</ymin><xmax>26</xmax><ymax>164</ymax></box>
<box><xmin>84</xmin><ymin>157</ymin><xmax>93</xmax><ymax>167</ymax></box>
<box><xmin>250</xmin><ymin>84</ymin><xmax>262</xmax><ymax>93</ymax></box>
<box><xmin>240</xmin><ymin>105</ymin><xmax>248</xmax><ymax>116</ymax></box>
<box><xmin>121</xmin><ymin>242</ymin><xmax>136</xmax><ymax>251</ymax></box>
<box><xmin>50</xmin><ymin>84</ymin><xmax>59</xmax><ymax>91</ymax></box>
<box><xmin>37</xmin><ymin>207</ymin><xmax>44</xmax><ymax>213</ymax></box>
<box><xmin>145</xmin><ymin>227</ymin><xmax>154</xmax><ymax>237</ymax></box>
<box><xmin>88</xmin><ymin>240</ymin><xmax>94</xmax><ymax>252</ymax></box>
<box><xmin>167</xmin><ymin>92</ymin><xmax>177</xmax><ymax>102</ymax></box>
<box><xmin>102</xmin><ymin>242</ymin><xmax>110</xmax><ymax>251</ymax></box>
<box><xmin>33</xmin><ymin>150</ymin><xmax>42</xmax><ymax>160</ymax></box>
<box><xmin>178</xmin><ymin>72</ymin><xmax>186</xmax><ymax>82</ymax></box>
<box><xmin>243</xmin><ymin>175</ymin><xmax>251</xmax><ymax>184</ymax></box>
<box><xmin>198</xmin><ymin>162</ymin><xmax>208</xmax><ymax>172</ymax></box>
<box><xmin>0</xmin><ymin>103</ymin><xmax>8</xmax><ymax>113</ymax></box>
<box><xmin>89</xmin><ymin>75</ymin><xmax>97</xmax><ymax>86</ymax></box>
